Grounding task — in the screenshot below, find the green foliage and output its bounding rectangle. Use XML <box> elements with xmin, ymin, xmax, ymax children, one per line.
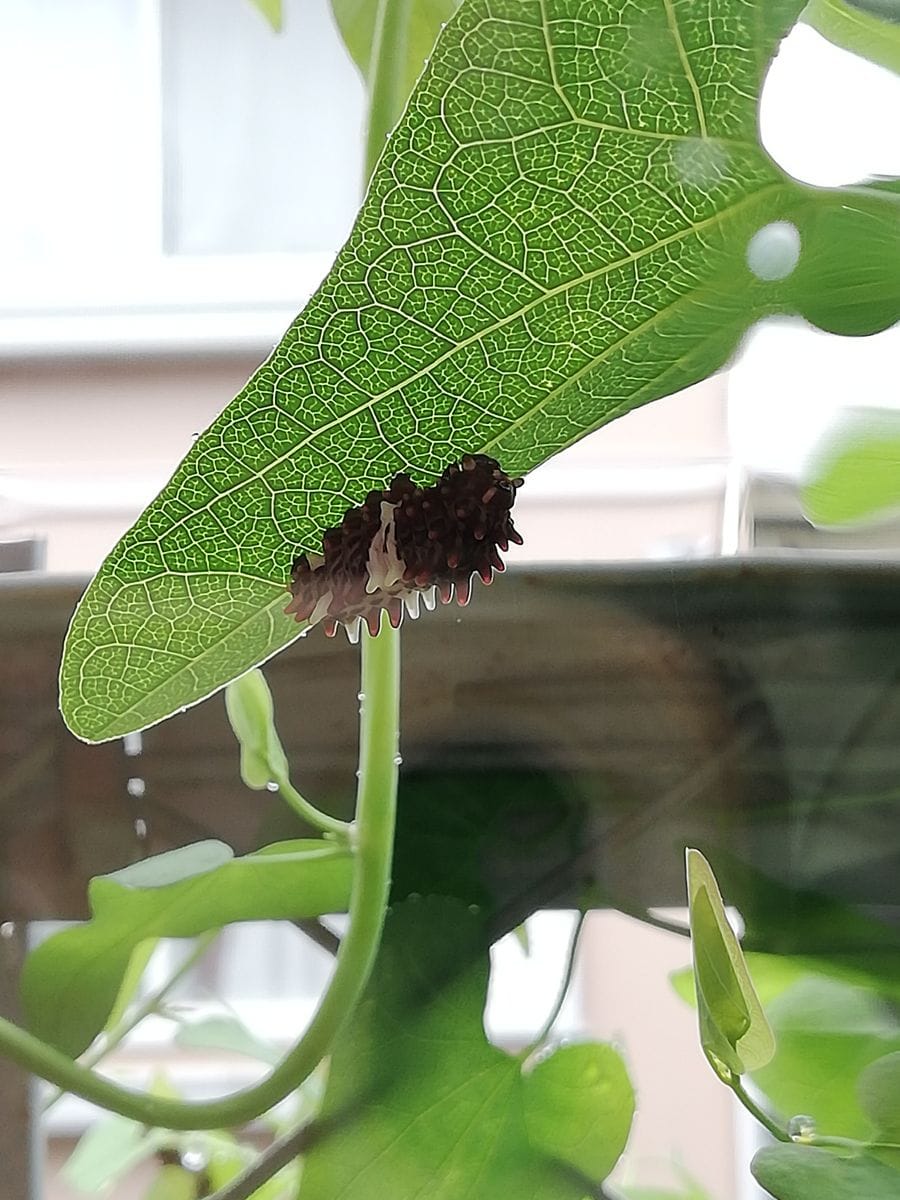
<box><xmin>523</xmin><ymin>1043</ymin><xmax>635</xmax><ymax>1183</ymax></box>
<box><xmin>751</xmin><ymin>1144</ymin><xmax>900</xmax><ymax>1199</ymax></box>
<box><xmin>859</xmin><ymin>1051</ymin><xmax>900</xmax><ymax>1140</ymax></box>
<box><xmin>802</xmin><ymin>409</ymin><xmax>900</xmax><ymax>527</ymax></box>
<box><xmin>804</xmin><ymin>0</ymin><xmax>900</xmax><ymax>75</ymax></box>
<box><xmin>249</xmin><ymin>0</ymin><xmax>283</xmax><ymax>32</ymax></box>
<box><xmin>22</xmin><ymin>839</ymin><xmax>351</xmax><ymax>1058</ymax></box>
<box><xmin>686</xmin><ymin>848</ymin><xmax>775</xmax><ymax>1076</ymax></box>
<box><xmin>174</xmin><ymin>1013</ymin><xmax>283</xmax><ymax>1067</ymax></box>
<box><xmin>62</xmin><ymin>1112</ymin><xmax>163</xmax><ymax>1193</ymax></box>
<box><xmin>225</xmin><ymin>667</ymin><xmax>290</xmax><ymax>790</ymax></box>
<box><xmin>59</xmin><ymin>0</ymin><xmax>900</xmax><ymax>741</ymax></box>
<box><xmin>751</xmin><ymin>976</ymin><xmax>900</xmax><ymax>1140</ymax></box>
<box><xmin>299</xmin><ymin>897</ymin><xmax>633</xmax><ymax>1197</ymax></box>
<box><xmin>331</xmin><ymin>0</ymin><xmax>459</xmax><ymax>101</ymax></box>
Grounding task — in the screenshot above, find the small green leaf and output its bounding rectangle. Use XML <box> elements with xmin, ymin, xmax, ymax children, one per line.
<box><xmin>248</xmin><ymin>0</ymin><xmax>283</xmax><ymax>32</ymax></box>
<box><xmin>804</xmin><ymin>0</ymin><xmax>900</xmax><ymax>76</ymax></box>
<box><xmin>752</xmin><ymin>976</ymin><xmax>900</xmax><ymax>1140</ymax></box>
<box><xmin>802</xmin><ymin>409</ymin><xmax>900</xmax><ymax>527</ymax></box>
<box><xmin>859</xmin><ymin>1051</ymin><xmax>900</xmax><ymax>1140</ymax></box>
<box><xmin>21</xmin><ymin>839</ymin><xmax>352</xmax><ymax>1057</ymax></box>
<box><xmin>143</xmin><ymin>1166</ymin><xmax>196</xmax><ymax>1200</ymax></box>
<box><xmin>225</xmin><ymin>667</ymin><xmax>290</xmax><ymax>790</ymax></box>
<box><xmin>751</xmin><ymin>1144</ymin><xmax>900</xmax><ymax>1199</ymax></box>
<box><xmin>686</xmin><ymin>848</ymin><xmax>775</xmax><ymax>1075</ymax></box>
<box><xmin>331</xmin><ymin>0</ymin><xmax>458</xmax><ymax>94</ymax></box>
<box><xmin>104</xmin><ymin>937</ymin><xmax>158</xmax><ymax>1033</ymax></box>
<box><xmin>523</xmin><ymin>1042</ymin><xmax>634</xmax><ymax>1183</ymax></box>
<box><xmin>62</xmin><ymin>1114</ymin><xmax>159</xmax><ymax>1193</ymax></box>
<box><xmin>174</xmin><ymin>1014</ymin><xmax>282</xmax><ymax>1067</ymax></box>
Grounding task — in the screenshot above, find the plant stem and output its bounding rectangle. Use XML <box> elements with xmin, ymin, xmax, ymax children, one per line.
<box><xmin>808</xmin><ymin>1134</ymin><xmax>900</xmax><ymax>1152</ymax></box>
<box><xmin>729</xmin><ymin>1075</ymin><xmax>790</xmax><ymax>1143</ymax></box>
<box><xmin>519</xmin><ymin>911</ymin><xmax>587</xmax><ymax>1063</ymax></box>
<box><xmin>364</xmin><ymin>0</ymin><xmax>414</xmax><ymax>181</ymax></box>
<box><xmin>273</xmin><ymin>773</ymin><xmax>351</xmax><ymax>840</ymax></box>
<box><xmin>0</xmin><ymin>622</ymin><xmax>401</xmax><ymax>1130</ymax></box>
<box><xmin>42</xmin><ymin>931</ymin><xmax>218</xmax><ymax>1114</ymax></box>
<box><xmin>207</xmin><ymin>1121</ymin><xmax>315</xmax><ymax>1200</ymax></box>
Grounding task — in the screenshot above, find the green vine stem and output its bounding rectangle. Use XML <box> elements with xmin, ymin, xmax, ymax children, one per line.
<box><xmin>0</xmin><ymin>621</ymin><xmax>401</xmax><ymax>1131</ymax></box>
<box><xmin>729</xmin><ymin>1075</ymin><xmax>791</xmax><ymax>1143</ymax></box>
<box><xmin>41</xmin><ymin>930</ymin><xmax>219</xmax><ymax>1114</ymax></box>
<box><xmin>519</xmin><ymin>911</ymin><xmax>587</xmax><ymax>1064</ymax></box>
<box><xmin>364</xmin><ymin>0</ymin><xmax>414</xmax><ymax>181</ymax></box>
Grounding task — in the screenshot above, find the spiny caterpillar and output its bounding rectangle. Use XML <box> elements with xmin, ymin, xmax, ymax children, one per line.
<box><xmin>285</xmin><ymin>454</ymin><xmax>523</xmax><ymax>640</ymax></box>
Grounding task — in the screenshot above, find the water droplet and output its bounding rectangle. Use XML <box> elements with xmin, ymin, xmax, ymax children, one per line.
<box><xmin>467</xmin><ymin>904</ymin><xmax>480</xmax><ymax>915</ymax></box>
<box><xmin>123</xmin><ymin>732</ymin><xmax>143</xmax><ymax>757</ymax></box>
<box><xmin>788</xmin><ymin>1114</ymin><xmax>816</xmax><ymax>1141</ymax></box>
<box><xmin>266</xmin><ymin>781</ymin><xmax>279</xmax><ymax>792</ymax></box>
<box><xmin>134</xmin><ymin>818</ymin><xmax>148</xmax><ymax>839</ymax></box>
<box><xmin>747</xmin><ymin>221</ymin><xmax>801</xmax><ymax>282</ymax></box>
<box><xmin>0</xmin><ymin>922</ymin><xmax>16</xmax><ymax>940</ymax></box>
<box><xmin>357</xmin><ymin>692</ymin><xmax>365</xmax><ymax>702</ymax></box>
<box><xmin>126</xmin><ymin>777</ymin><xmax>145</xmax><ymax>798</ymax></box>
<box><xmin>393</xmin><ymin>754</ymin><xmax>403</xmax><ymax>766</ymax></box>
<box><xmin>181</xmin><ymin>1147</ymin><xmax>207</xmax><ymax>1172</ymax></box>
<box><xmin>355</xmin><ymin>769</ymin><xmax>362</xmax><ymax>779</ymax></box>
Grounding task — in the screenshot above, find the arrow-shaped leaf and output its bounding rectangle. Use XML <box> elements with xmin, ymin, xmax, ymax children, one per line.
<box><xmin>21</xmin><ymin>838</ymin><xmax>352</xmax><ymax>1058</ymax></box>
<box><xmin>60</xmin><ymin>0</ymin><xmax>900</xmax><ymax>740</ymax></box>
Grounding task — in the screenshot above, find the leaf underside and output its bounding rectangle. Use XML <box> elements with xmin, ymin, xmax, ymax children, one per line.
<box><xmin>298</xmin><ymin>896</ymin><xmax>634</xmax><ymax>1198</ymax></box>
<box><xmin>21</xmin><ymin>839</ymin><xmax>352</xmax><ymax>1058</ymax></box>
<box><xmin>60</xmin><ymin>0</ymin><xmax>899</xmax><ymax>739</ymax></box>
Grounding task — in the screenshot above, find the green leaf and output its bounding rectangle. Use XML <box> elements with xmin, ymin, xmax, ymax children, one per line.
<box><xmin>104</xmin><ymin>937</ymin><xmax>158</xmax><ymax>1033</ymax></box>
<box><xmin>144</xmin><ymin>1166</ymin><xmax>197</xmax><ymax>1200</ymax></box>
<box><xmin>225</xmin><ymin>667</ymin><xmax>290</xmax><ymax>790</ymax></box>
<box><xmin>751</xmin><ymin>1144</ymin><xmax>900</xmax><ymax>1199</ymax></box>
<box><xmin>249</xmin><ymin>0</ymin><xmax>283</xmax><ymax>32</ymax></box>
<box><xmin>686</xmin><ymin>848</ymin><xmax>775</xmax><ymax>1075</ymax></box>
<box><xmin>331</xmin><ymin>0</ymin><xmax>459</xmax><ymax>94</ymax></box>
<box><xmin>523</xmin><ymin>1043</ymin><xmax>634</xmax><ymax>1183</ymax></box>
<box><xmin>859</xmin><ymin>1051</ymin><xmax>900</xmax><ymax>1139</ymax></box>
<box><xmin>21</xmin><ymin>839</ymin><xmax>352</xmax><ymax>1058</ymax></box>
<box><xmin>60</xmin><ymin>0</ymin><xmax>900</xmax><ymax>740</ymax></box>
<box><xmin>751</xmin><ymin>976</ymin><xmax>900</xmax><ymax>1140</ymax></box>
<box><xmin>174</xmin><ymin>1014</ymin><xmax>282</xmax><ymax>1067</ymax></box>
<box><xmin>299</xmin><ymin>896</ymin><xmax>634</xmax><ymax>1197</ymax></box>
<box><xmin>804</xmin><ymin>0</ymin><xmax>900</xmax><ymax>76</ymax></box>
<box><xmin>62</xmin><ymin>1113</ymin><xmax>160</xmax><ymax>1193</ymax></box>
<box><xmin>802</xmin><ymin>409</ymin><xmax>900</xmax><ymax>527</ymax></box>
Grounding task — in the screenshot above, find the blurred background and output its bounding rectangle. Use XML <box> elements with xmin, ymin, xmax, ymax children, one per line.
<box><xmin>1</xmin><ymin>2</ymin><xmax>899</xmax><ymax>1198</ymax></box>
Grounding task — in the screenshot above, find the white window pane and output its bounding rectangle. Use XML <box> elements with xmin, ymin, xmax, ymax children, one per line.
<box><xmin>160</xmin><ymin>0</ymin><xmax>366</xmax><ymax>255</ymax></box>
<box><xmin>0</xmin><ymin>0</ymin><xmax>161</xmax><ymax>276</ymax></box>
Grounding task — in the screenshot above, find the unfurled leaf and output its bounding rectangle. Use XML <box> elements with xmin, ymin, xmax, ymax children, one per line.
<box><xmin>751</xmin><ymin>976</ymin><xmax>900</xmax><ymax>1141</ymax></box>
<box><xmin>804</xmin><ymin>0</ymin><xmax>900</xmax><ymax>76</ymax></box>
<box><xmin>331</xmin><ymin>0</ymin><xmax>458</xmax><ymax>95</ymax></box>
<box><xmin>225</xmin><ymin>667</ymin><xmax>290</xmax><ymax>790</ymax></box>
<box><xmin>802</xmin><ymin>409</ymin><xmax>900</xmax><ymax>528</ymax></box>
<box><xmin>143</xmin><ymin>1166</ymin><xmax>196</xmax><ymax>1200</ymax></box>
<box><xmin>62</xmin><ymin>1113</ymin><xmax>161</xmax><ymax>1193</ymax></box>
<box><xmin>686</xmin><ymin>848</ymin><xmax>775</xmax><ymax>1075</ymax></box>
<box><xmin>249</xmin><ymin>0</ymin><xmax>282</xmax><ymax>32</ymax></box>
<box><xmin>859</xmin><ymin>1050</ymin><xmax>900</xmax><ymax>1139</ymax></box>
<box><xmin>104</xmin><ymin>937</ymin><xmax>159</xmax><ymax>1033</ymax></box>
<box><xmin>22</xmin><ymin>839</ymin><xmax>351</xmax><ymax>1057</ymax></box>
<box><xmin>299</xmin><ymin>897</ymin><xmax>633</xmax><ymax>1197</ymax></box>
<box><xmin>174</xmin><ymin>1014</ymin><xmax>282</xmax><ymax>1067</ymax></box>
<box><xmin>523</xmin><ymin>1042</ymin><xmax>634</xmax><ymax>1183</ymax></box>
<box><xmin>752</xmin><ymin>1144</ymin><xmax>900</xmax><ymax>1199</ymax></box>
<box><xmin>59</xmin><ymin>0</ymin><xmax>900</xmax><ymax>740</ymax></box>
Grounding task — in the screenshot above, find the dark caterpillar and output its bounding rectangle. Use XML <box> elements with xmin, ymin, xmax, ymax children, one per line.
<box><xmin>285</xmin><ymin>454</ymin><xmax>524</xmax><ymax>639</ymax></box>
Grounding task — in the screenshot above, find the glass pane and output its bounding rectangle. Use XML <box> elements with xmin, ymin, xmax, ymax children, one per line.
<box><xmin>160</xmin><ymin>0</ymin><xmax>366</xmax><ymax>255</ymax></box>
